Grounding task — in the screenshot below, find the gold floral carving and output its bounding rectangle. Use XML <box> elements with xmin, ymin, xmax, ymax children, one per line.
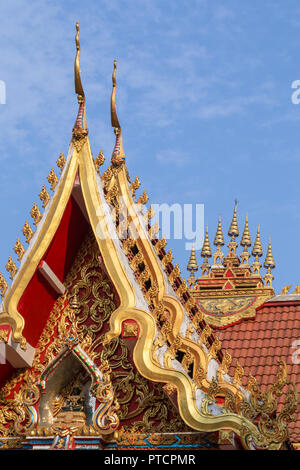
<box><xmin>56</xmin><ymin>152</ymin><xmax>66</xmax><ymax>172</ymax></box>
<box><xmin>39</xmin><ymin>185</ymin><xmax>50</xmax><ymax>209</ymax></box>
<box><xmin>22</xmin><ymin>220</ymin><xmax>34</xmax><ymax>244</ymax></box>
<box><xmin>94</xmin><ymin>150</ymin><xmax>105</xmax><ymax>173</ymax></box>
<box><xmin>47</xmin><ymin>168</ymin><xmax>58</xmax><ymax>191</ymax></box>
<box><xmin>14</xmin><ymin>238</ymin><xmax>25</xmax><ymax>262</ymax></box>
<box><xmin>5</xmin><ymin>257</ymin><xmax>17</xmax><ymax>280</ymax></box>
<box><xmin>30</xmin><ymin>203</ymin><xmax>42</xmax><ymax>226</ymax></box>
<box><xmin>0</xmin><ymin>273</ymin><xmax>8</xmax><ymax>298</ymax></box>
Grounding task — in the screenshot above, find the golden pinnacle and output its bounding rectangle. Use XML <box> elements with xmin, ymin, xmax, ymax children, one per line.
<box><xmin>264</xmin><ymin>237</ymin><xmax>275</xmax><ymax>269</ymax></box>
<box><xmin>240</xmin><ymin>214</ymin><xmax>251</xmax><ymax>247</ymax></box>
<box><xmin>187</xmin><ymin>241</ymin><xmax>199</xmax><ymax>274</ymax></box>
<box><xmin>214</xmin><ymin>216</ymin><xmax>225</xmax><ymax>246</ymax></box>
<box><xmin>201</xmin><ymin>226</ymin><xmax>212</xmax><ymax>259</ymax></box>
<box><xmin>252</xmin><ymin>225</ymin><xmax>263</xmax><ymax>257</ymax></box>
<box><xmin>228</xmin><ymin>200</ymin><xmax>239</xmax><ymax>238</ymax></box>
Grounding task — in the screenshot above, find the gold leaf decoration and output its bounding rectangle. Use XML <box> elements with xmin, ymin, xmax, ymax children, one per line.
<box><xmin>39</xmin><ymin>185</ymin><xmax>50</xmax><ymax>209</ymax></box>
<box><xmin>0</xmin><ymin>273</ymin><xmax>8</xmax><ymax>298</ymax></box>
<box><xmin>47</xmin><ymin>168</ymin><xmax>58</xmax><ymax>192</ymax></box>
<box><xmin>13</xmin><ymin>238</ymin><xmax>25</xmax><ymax>262</ymax></box>
<box><xmin>94</xmin><ymin>150</ymin><xmax>105</xmax><ymax>173</ymax></box>
<box><xmin>137</xmin><ymin>190</ymin><xmax>148</xmax><ymax>205</ymax></box>
<box><xmin>5</xmin><ymin>256</ymin><xmax>17</xmax><ymax>280</ymax></box>
<box><xmin>130</xmin><ymin>176</ymin><xmax>140</xmax><ymax>197</ymax></box>
<box><xmin>30</xmin><ymin>203</ymin><xmax>42</xmax><ymax>226</ymax></box>
<box><xmin>22</xmin><ymin>220</ymin><xmax>34</xmax><ymax>244</ymax></box>
<box><xmin>56</xmin><ymin>152</ymin><xmax>66</xmax><ymax>172</ymax></box>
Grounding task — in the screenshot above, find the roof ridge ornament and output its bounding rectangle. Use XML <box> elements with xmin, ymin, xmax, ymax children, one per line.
<box><xmin>240</xmin><ymin>214</ymin><xmax>251</xmax><ymax>267</ymax></box>
<box><xmin>226</xmin><ymin>200</ymin><xmax>239</xmax><ymax>259</ymax></box>
<box><xmin>72</xmin><ymin>21</ymin><xmax>88</xmax><ymax>150</ymax></box>
<box><xmin>111</xmin><ymin>59</ymin><xmax>125</xmax><ymax>167</ymax></box>
<box><xmin>263</xmin><ymin>237</ymin><xmax>275</xmax><ymax>287</ymax></box>
<box><xmin>187</xmin><ymin>241</ymin><xmax>199</xmax><ymax>282</ymax></box>
<box><xmin>251</xmin><ymin>225</ymin><xmax>263</xmax><ymax>276</ymax></box>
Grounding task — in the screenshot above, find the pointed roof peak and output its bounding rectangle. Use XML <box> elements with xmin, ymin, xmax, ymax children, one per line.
<box><xmin>72</xmin><ymin>22</ymin><xmax>88</xmax><ymax>141</ymax></box>
<box><xmin>241</xmin><ymin>214</ymin><xmax>251</xmax><ymax>247</ymax></box>
<box><xmin>201</xmin><ymin>225</ymin><xmax>212</xmax><ymax>259</ymax></box>
<box><xmin>187</xmin><ymin>241</ymin><xmax>198</xmax><ymax>274</ymax></box>
<box><xmin>228</xmin><ymin>200</ymin><xmax>239</xmax><ymax>238</ymax></box>
<box><xmin>74</xmin><ymin>21</ymin><xmax>85</xmax><ymax>103</ymax></box>
<box><xmin>214</xmin><ymin>215</ymin><xmax>225</xmax><ymax>246</ymax></box>
<box><xmin>252</xmin><ymin>225</ymin><xmax>263</xmax><ymax>257</ymax></box>
<box><xmin>264</xmin><ymin>237</ymin><xmax>275</xmax><ymax>269</ymax></box>
<box><xmin>111</xmin><ymin>59</ymin><xmax>125</xmax><ymax>167</ymax></box>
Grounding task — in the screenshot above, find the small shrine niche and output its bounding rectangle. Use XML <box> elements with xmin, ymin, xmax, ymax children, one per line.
<box><xmin>38</xmin><ymin>353</ymin><xmax>95</xmax><ymax>431</ymax></box>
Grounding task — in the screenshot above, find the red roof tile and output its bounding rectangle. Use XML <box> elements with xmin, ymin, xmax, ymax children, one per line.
<box><xmin>217</xmin><ymin>301</ymin><xmax>300</xmax><ymax>443</ymax></box>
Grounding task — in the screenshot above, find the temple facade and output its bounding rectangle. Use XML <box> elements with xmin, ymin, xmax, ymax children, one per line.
<box><xmin>0</xmin><ymin>24</ymin><xmax>297</xmax><ymax>451</ymax></box>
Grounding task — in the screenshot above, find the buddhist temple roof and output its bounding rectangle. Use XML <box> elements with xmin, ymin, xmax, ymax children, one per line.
<box><xmin>0</xmin><ymin>23</ymin><xmax>297</xmax><ymax>450</ymax></box>
<box><xmin>217</xmin><ymin>295</ymin><xmax>300</xmax><ymax>446</ymax></box>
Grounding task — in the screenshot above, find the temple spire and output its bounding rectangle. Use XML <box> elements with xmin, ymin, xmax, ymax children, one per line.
<box><xmin>214</xmin><ymin>216</ymin><xmax>225</xmax><ymax>246</ymax></box>
<box><xmin>213</xmin><ymin>216</ymin><xmax>224</xmax><ymax>266</ymax></box>
<box><xmin>240</xmin><ymin>215</ymin><xmax>251</xmax><ymax>267</ymax></box>
<box><xmin>240</xmin><ymin>215</ymin><xmax>251</xmax><ymax>247</ymax></box>
<box><xmin>251</xmin><ymin>225</ymin><xmax>263</xmax><ymax>276</ymax></box>
<box><xmin>72</xmin><ymin>22</ymin><xmax>88</xmax><ymax>144</ymax></box>
<box><xmin>201</xmin><ymin>226</ymin><xmax>212</xmax><ymax>276</ymax></box>
<box><xmin>263</xmin><ymin>237</ymin><xmax>275</xmax><ymax>288</ymax></box>
<box><xmin>226</xmin><ymin>201</ymin><xmax>239</xmax><ymax>258</ymax></box>
<box><xmin>111</xmin><ymin>59</ymin><xmax>125</xmax><ymax>167</ymax></box>
<box><xmin>187</xmin><ymin>242</ymin><xmax>199</xmax><ymax>281</ymax></box>
<box><xmin>228</xmin><ymin>200</ymin><xmax>239</xmax><ymax>240</ymax></box>
<box><xmin>74</xmin><ymin>21</ymin><xmax>85</xmax><ymax>103</ymax></box>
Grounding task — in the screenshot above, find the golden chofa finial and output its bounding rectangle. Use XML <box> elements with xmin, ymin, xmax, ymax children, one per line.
<box><xmin>111</xmin><ymin>59</ymin><xmax>121</xmax><ymax>129</ymax></box>
<box><xmin>263</xmin><ymin>237</ymin><xmax>275</xmax><ymax>288</ymax></box>
<box><xmin>187</xmin><ymin>242</ymin><xmax>199</xmax><ymax>280</ymax></box>
<box><xmin>74</xmin><ymin>21</ymin><xmax>84</xmax><ymax>103</ymax></box>
<box><xmin>240</xmin><ymin>215</ymin><xmax>251</xmax><ymax>267</ymax></box>
<box><xmin>111</xmin><ymin>59</ymin><xmax>125</xmax><ymax>167</ymax></box>
<box><xmin>251</xmin><ymin>225</ymin><xmax>263</xmax><ymax>276</ymax></box>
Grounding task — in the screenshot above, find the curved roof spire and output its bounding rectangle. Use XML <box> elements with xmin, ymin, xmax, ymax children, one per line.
<box><xmin>73</xmin><ymin>22</ymin><xmax>88</xmax><ymax>139</ymax></box>
<box><xmin>110</xmin><ymin>60</ymin><xmax>125</xmax><ymax>167</ymax></box>
<box><xmin>74</xmin><ymin>21</ymin><xmax>85</xmax><ymax>103</ymax></box>
<box><xmin>111</xmin><ymin>59</ymin><xmax>121</xmax><ymax>129</ymax></box>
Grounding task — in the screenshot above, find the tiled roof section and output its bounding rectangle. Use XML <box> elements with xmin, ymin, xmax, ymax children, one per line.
<box><xmin>217</xmin><ymin>302</ymin><xmax>300</xmax><ymax>443</ymax></box>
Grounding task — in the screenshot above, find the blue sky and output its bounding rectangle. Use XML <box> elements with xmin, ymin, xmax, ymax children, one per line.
<box><xmin>0</xmin><ymin>0</ymin><xmax>299</xmax><ymax>294</ymax></box>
